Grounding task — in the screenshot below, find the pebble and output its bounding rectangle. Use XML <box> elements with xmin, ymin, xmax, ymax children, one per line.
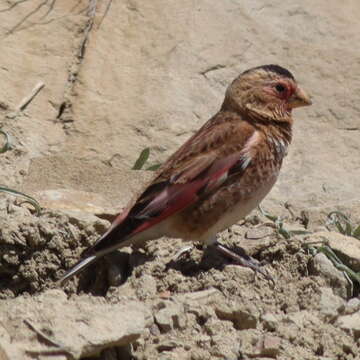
<box><xmin>261</xmin><ymin>313</ymin><xmax>281</xmax><ymax>331</ymax></box>
<box><xmin>154</xmin><ymin>303</ymin><xmax>185</xmax><ymax>333</ymax></box>
<box><xmin>337</xmin><ymin>312</ymin><xmax>360</xmax><ymax>340</ymax></box>
<box><xmin>318</xmin><ymin>287</ymin><xmax>344</xmax><ymax>319</ymax></box>
<box><xmin>310</xmin><ymin>252</ymin><xmax>350</xmax><ymax>299</ymax></box>
<box><xmin>261</xmin><ymin>335</ymin><xmax>281</xmax><ymax>357</ymax></box>
<box><xmin>310</xmin><ymin>231</ymin><xmax>360</xmax><ymax>272</ymax></box>
<box><xmin>215</xmin><ymin>303</ymin><xmax>259</xmax><ymax>330</ymax></box>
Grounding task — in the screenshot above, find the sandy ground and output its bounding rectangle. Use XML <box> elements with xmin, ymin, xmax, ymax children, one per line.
<box><xmin>0</xmin><ymin>1</ymin><xmax>360</xmax><ymax>359</ymax></box>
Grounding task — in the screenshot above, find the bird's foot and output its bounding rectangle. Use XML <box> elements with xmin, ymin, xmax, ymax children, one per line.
<box><xmin>214</xmin><ymin>241</ymin><xmax>274</xmax><ymax>283</ymax></box>
<box><xmin>173</xmin><ymin>245</ymin><xmax>194</xmax><ymax>261</ymax></box>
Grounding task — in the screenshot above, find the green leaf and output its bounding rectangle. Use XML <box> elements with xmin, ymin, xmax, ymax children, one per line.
<box><xmin>317</xmin><ymin>245</ymin><xmax>360</xmax><ymax>286</ymax></box>
<box><xmin>335</xmin><ymin>221</ymin><xmax>346</xmax><ymax>235</ymax></box>
<box><xmin>278</xmin><ymin>227</ymin><xmax>291</xmax><ymax>239</ymax></box>
<box><xmin>132</xmin><ymin>148</ymin><xmax>150</xmax><ymax>170</ymax></box>
<box><xmin>258</xmin><ymin>206</ymin><xmax>278</xmax><ymax>222</ymax></box>
<box><xmin>345</xmin><ymin>221</ymin><xmax>353</xmax><ymax>236</ymax></box>
<box><xmin>0</xmin><ymin>186</ymin><xmax>41</xmax><ymax>215</ymax></box>
<box><xmin>288</xmin><ymin>230</ymin><xmax>313</xmax><ymax>236</ymax></box>
<box><xmin>352</xmin><ymin>225</ymin><xmax>360</xmax><ymax>240</ymax></box>
<box><xmin>327</xmin><ymin>211</ymin><xmax>350</xmax><ymax>222</ymax></box>
<box><xmin>0</xmin><ymin>130</ymin><xmax>11</xmax><ymax>154</ymax></box>
<box><xmin>146</xmin><ymin>163</ymin><xmax>161</xmax><ymax>171</ymax></box>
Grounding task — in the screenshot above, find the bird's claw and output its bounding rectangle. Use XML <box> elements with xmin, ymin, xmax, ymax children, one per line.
<box><xmin>214</xmin><ymin>242</ymin><xmax>274</xmax><ymax>284</ymax></box>
<box><xmin>173</xmin><ymin>245</ymin><xmax>194</xmax><ymax>261</ymax></box>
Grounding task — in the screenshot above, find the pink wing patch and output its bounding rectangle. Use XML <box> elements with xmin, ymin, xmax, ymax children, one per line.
<box><xmin>130</xmin><ymin>151</ymin><xmax>248</xmax><ymax>235</ymax></box>
<box><xmin>87</xmin><ymin>150</ymin><xmax>251</xmax><ymax>256</ymax></box>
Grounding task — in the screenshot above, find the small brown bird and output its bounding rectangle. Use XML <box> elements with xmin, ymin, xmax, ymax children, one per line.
<box><xmin>60</xmin><ymin>64</ymin><xmax>311</xmax><ymax>282</ymax></box>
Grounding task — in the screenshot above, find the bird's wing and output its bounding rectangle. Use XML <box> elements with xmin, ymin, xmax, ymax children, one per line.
<box><xmin>60</xmin><ymin>116</ymin><xmax>255</xmax><ymax>282</ymax></box>
<box><xmin>89</xmin><ymin>117</ymin><xmax>255</xmax><ymax>253</ymax></box>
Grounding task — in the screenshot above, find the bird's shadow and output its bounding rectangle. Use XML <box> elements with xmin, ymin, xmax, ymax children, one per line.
<box><xmin>165</xmin><ymin>243</ymin><xmax>257</xmax><ymax>277</ymax></box>
<box><xmin>78</xmin><ymin>250</ymin><xmax>155</xmax><ymax>296</ymax></box>
<box><xmin>76</xmin><ymin>244</ymin><xmax>260</xmax><ymax>295</ymax></box>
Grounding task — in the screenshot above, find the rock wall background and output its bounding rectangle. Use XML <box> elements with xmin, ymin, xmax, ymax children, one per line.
<box><xmin>1</xmin><ymin>0</ymin><xmax>360</xmax><ymax>209</ymax></box>
<box><xmin>0</xmin><ymin>1</ymin><xmax>359</xmax><ymax>359</ymax></box>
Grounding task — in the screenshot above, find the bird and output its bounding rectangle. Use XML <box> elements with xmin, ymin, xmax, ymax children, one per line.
<box><xmin>60</xmin><ymin>64</ymin><xmax>312</xmax><ymax>283</ymax></box>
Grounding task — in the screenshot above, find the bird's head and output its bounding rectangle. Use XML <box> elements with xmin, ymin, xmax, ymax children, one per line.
<box><xmin>222</xmin><ymin>64</ymin><xmax>312</xmax><ymax>122</ymax></box>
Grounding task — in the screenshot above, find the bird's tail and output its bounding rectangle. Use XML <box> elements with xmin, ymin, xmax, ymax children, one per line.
<box><xmin>58</xmin><ymin>220</ymin><xmax>135</xmax><ymax>284</ymax></box>
<box><xmin>58</xmin><ymin>196</ymin><xmax>162</xmax><ymax>284</ymax></box>
<box><xmin>58</xmin><ymin>235</ymin><xmax>129</xmax><ymax>284</ymax></box>
<box><xmin>58</xmin><ymin>254</ymin><xmax>97</xmax><ymax>284</ymax></box>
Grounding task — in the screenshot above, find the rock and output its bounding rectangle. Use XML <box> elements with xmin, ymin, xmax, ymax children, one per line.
<box><xmin>210</xmin><ymin>332</ymin><xmax>240</xmax><ymax>360</ymax></box>
<box><xmin>204</xmin><ymin>317</ymin><xmax>233</xmax><ymax>337</ymax></box>
<box><xmin>206</xmin><ymin>312</ymin><xmax>240</xmax><ymax>359</ymax></box>
<box><xmin>223</xmin><ymin>264</ymin><xmax>256</xmax><ymax>283</ymax></box>
<box><xmin>309</xmin><ymin>252</ymin><xmax>350</xmax><ymax>298</ymax></box>
<box><xmin>190</xmin><ymin>349</ymin><xmax>211</xmax><ymax>360</ymax></box>
<box><xmin>154</xmin><ymin>310</ymin><xmax>172</xmax><ymax>333</ymax></box>
<box><xmin>239</xmin><ymin>329</ymin><xmax>263</xmax><ymax>357</ymax></box>
<box><xmin>154</xmin><ymin>302</ymin><xmax>185</xmax><ymax>333</ymax></box>
<box><xmin>0</xmin><ymin>337</ymin><xmax>16</xmax><ymax>360</ymax></box>
<box><xmin>106</xmin><ymin>282</ymin><xmax>137</xmax><ymax>301</ymax></box>
<box><xmin>285</xmin><ymin>311</ymin><xmax>318</xmax><ymax>328</ymax></box>
<box><xmin>195</xmin><ymin>334</ymin><xmax>211</xmax><ymax>347</ymax></box>
<box><xmin>135</xmin><ymin>274</ymin><xmax>157</xmax><ymax>299</ymax></box>
<box><xmin>215</xmin><ymin>302</ymin><xmax>259</xmax><ymax>330</ymax></box>
<box><xmin>261</xmin><ymin>313</ymin><xmax>281</xmax><ymax>331</ymax></box>
<box><xmin>0</xmin><ymin>331</ymin><xmax>10</xmax><ymax>360</ymax></box>
<box><xmin>260</xmin><ymin>335</ymin><xmax>281</xmax><ymax>358</ymax></box>
<box><xmin>309</xmin><ymin>231</ymin><xmax>360</xmax><ymax>272</ymax></box>
<box><xmin>0</xmin><ymin>290</ymin><xmax>149</xmax><ymax>359</ymax></box>
<box><xmin>24</xmin><ymin>154</ymin><xmax>154</xmax><ymax>214</ymax></box>
<box><xmin>156</xmin><ymin>340</ymin><xmax>182</xmax><ymax>352</ymax></box>
<box><xmin>233</xmin><ymin>309</ymin><xmax>259</xmax><ymax>330</ymax></box>
<box><xmin>175</xmin><ymin>288</ymin><xmax>223</xmax><ymax>304</ymax></box>
<box><xmin>342</xmin><ymin>298</ymin><xmax>360</xmax><ymax>315</ymax></box>
<box><xmin>281</xmin><ymin>223</ymin><xmax>310</xmax><ymax>236</ymax></box>
<box><xmin>186</xmin><ymin>304</ymin><xmax>214</xmax><ymax>329</ymax></box>
<box><xmin>337</xmin><ymin>312</ymin><xmax>360</xmax><ymax>340</ymax></box>
<box><xmin>158</xmin><ymin>352</ymin><xmax>178</xmax><ymax>360</ymax></box>
<box><xmin>318</xmin><ymin>287</ymin><xmax>344</xmax><ymax>319</ymax></box>
<box><xmin>149</xmin><ymin>324</ymin><xmax>161</xmax><ymax>337</ymax></box>
<box><xmin>245</xmin><ymin>226</ymin><xmax>274</xmax><ymax>240</ymax></box>
<box><xmin>303</xmin><ymin>202</ymin><xmax>360</xmax><ymax>232</ymax></box>
<box><xmin>33</xmin><ymin>189</ymin><xmax>111</xmax><ymax>215</ymax></box>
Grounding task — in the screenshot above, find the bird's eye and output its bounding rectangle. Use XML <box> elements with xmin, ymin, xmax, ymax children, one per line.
<box><xmin>275</xmin><ymin>84</ymin><xmax>286</xmax><ymax>93</ymax></box>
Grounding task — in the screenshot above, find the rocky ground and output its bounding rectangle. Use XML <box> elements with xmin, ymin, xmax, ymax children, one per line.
<box><xmin>1</xmin><ymin>1</ymin><xmax>360</xmax><ymax>359</ymax></box>
<box><xmin>0</xmin><ymin>198</ymin><xmax>360</xmax><ymax>360</ymax></box>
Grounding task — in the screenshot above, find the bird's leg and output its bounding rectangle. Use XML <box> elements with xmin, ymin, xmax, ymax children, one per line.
<box><xmin>213</xmin><ymin>241</ymin><xmax>274</xmax><ymax>282</ymax></box>
<box><xmin>173</xmin><ymin>245</ymin><xmax>194</xmax><ymax>261</ymax></box>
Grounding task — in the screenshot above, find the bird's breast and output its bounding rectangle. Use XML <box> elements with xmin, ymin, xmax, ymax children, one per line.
<box><xmin>203</xmin><ymin>172</ymin><xmax>278</xmax><ymax>238</ymax></box>
<box><xmin>170</xmin><ymin>149</ymin><xmax>283</xmax><ymax>241</ymax></box>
